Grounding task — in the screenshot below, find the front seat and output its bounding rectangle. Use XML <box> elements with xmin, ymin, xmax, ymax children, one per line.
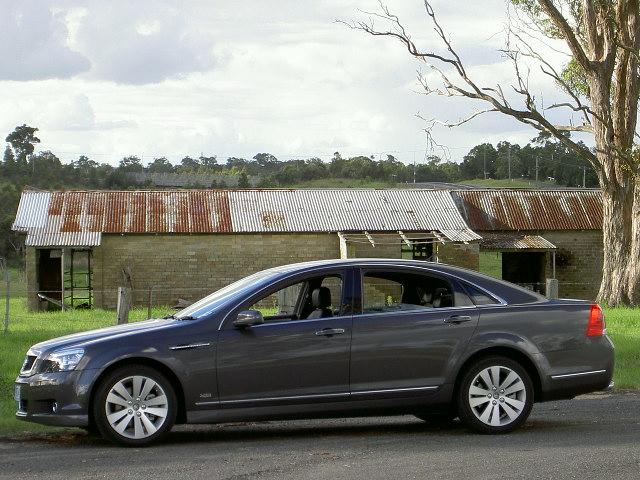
<box><xmin>306</xmin><ymin>287</ymin><xmax>333</xmax><ymax>319</ymax></box>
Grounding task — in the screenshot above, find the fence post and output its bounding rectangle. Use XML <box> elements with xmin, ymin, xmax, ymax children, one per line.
<box><xmin>116</xmin><ymin>287</ymin><xmax>131</xmax><ymax>325</ymax></box>
<box><xmin>546</xmin><ymin>278</ymin><xmax>559</xmax><ymax>299</ymax></box>
<box><xmin>146</xmin><ymin>287</ymin><xmax>153</xmax><ymax>320</ymax></box>
<box><xmin>3</xmin><ymin>268</ymin><xmax>9</xmax><ymax>334</ymax></box>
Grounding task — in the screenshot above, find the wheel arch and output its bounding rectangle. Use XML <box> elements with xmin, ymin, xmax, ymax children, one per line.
<box><xmin>87</xmin><ymin>357</ymin><xmax>187</xmax><ymax>426</ymax></box>
<box><xmin>453</xmin><ymin>346</ymin><xmax>543</xmax><ymax>403</ymax></box>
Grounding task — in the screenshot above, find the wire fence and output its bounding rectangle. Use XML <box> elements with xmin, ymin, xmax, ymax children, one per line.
<box><xmin>0</xmin><ymin>264</ymin><xmax>604</xmax><ymax>334</ymax></box>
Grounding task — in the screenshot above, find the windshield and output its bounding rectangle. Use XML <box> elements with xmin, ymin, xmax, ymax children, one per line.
<box><xmin>174</xmin><ymin>269</ymin><xmax>281</xmax><ymax>319</ymax></box>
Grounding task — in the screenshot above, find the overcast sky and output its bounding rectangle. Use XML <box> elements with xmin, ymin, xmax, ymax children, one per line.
<box><xmin>0</xmin><ymin>0</ymin><xmax>586</xmax><ymax>166</ymax></box>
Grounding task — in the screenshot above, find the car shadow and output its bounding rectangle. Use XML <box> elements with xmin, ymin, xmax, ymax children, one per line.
<box><xmin>5</xmin><ymin>417</ymin><xmax>576</xmax><ymax>448</ymax></box>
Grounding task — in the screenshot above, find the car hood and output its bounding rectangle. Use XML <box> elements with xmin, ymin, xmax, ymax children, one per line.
<box><xmin>30</xmin><ymin>318</ymin><xmax>182</xmax><ymax>354</ymax></box>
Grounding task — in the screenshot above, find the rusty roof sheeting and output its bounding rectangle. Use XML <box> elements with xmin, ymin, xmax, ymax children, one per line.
<box><xmin>479</xmin><ymin>233</ymin><xmax>556</xmax><ymax>250</ymax></box>
<box><xmin>13</xmin><ymin>188</ymin><xmax>480</xmax><ymax>245</ymax></box>
<box><xmin>452</xmin><ymin>190</ymin><xmax>602</xmax><ymax>231</ymax></box>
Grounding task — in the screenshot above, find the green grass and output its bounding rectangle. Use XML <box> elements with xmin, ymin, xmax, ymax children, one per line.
<box><xmin>604</xmin><ymin>308</ymin><xmax>640</xmax><ymax>389</ymax></box>
<box><xmin>479</xmin><ymin>251</ymin><xmax>502</xmax><ymax>279</ymax></box>
<box><xmin>288</xmin><ymin>178</ymin><xmax>395</xmax><ymax>188</ymax></box>
<box><xmin>0</xmin><ymin>296</ymin><xmax>638</xmax><ymax>437</ymax></box>
<box><xmin>459</xmin><ymin>178</ymin><xmax>556</xmax><ymax>189</ymax></box>
<box><xmin>2</xmin><ymin>267</ymin><xmax>26</xmax><ymax>298</ymax></box>
<box><xmin>0</xmin><ymin>297</ymin><xmax>172</xmax><ymax>436</ymax></box>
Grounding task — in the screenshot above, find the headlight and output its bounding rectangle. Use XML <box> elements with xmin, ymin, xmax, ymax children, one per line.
<box><xmin>41</xmin><ymin>348</ymin><xmax>85</xmax><ymax>373</ymax></box>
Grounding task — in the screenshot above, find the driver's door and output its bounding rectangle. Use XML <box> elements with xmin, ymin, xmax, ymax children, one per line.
<box><xmin>216</xmin><ymin>268</ymin><xmax>354</xmax><ymax>406</ymax></box>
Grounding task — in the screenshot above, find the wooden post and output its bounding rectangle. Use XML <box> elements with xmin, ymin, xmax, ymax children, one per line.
<box><xmin>546</xmin><ymin>279</ymin><xmax>559</xmax><ymax>299</ymax></box>
<box><xmin>60</xmin><ymin>249</ymin><xmax>66</xmax><ymax>311</ymax></box>
<box><xmin>146</xmin><ymin>287</ymin><xmax>153</xmax><ymax>320</ymax></box>
<box><xmin>3</xmin><ymin>267</ymin><xmax>9</xmax><ymax>334</ymax></box>
<box><xmin>116</xmin><ymin>287</ymin><xmax>131</xmax><ymax>325</ymax></box>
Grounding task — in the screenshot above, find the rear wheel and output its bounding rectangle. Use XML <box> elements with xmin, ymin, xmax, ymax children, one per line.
<box><xmin>92</xmin><ymin>365</ymin><xmax>177</xmax><ymax>447</ymax></box>
<box><xmin>457</xmin><ymin>356</ymin><xmax>533</xmax><ymax>434</ymax></box>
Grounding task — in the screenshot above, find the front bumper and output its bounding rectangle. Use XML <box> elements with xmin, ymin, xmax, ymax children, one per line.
<box><xmin>14</xmin><ymin>369</ymin><xmax>99</xmax><ymax>427</ymax></box>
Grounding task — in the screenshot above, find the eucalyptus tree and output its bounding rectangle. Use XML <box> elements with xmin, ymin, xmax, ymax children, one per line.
<box><xmin>347</xmin><ymin>0</ymin><xmax>640</xmax><ymax>305</ymax></box>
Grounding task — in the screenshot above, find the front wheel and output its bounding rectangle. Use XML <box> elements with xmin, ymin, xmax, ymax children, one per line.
<box><xmin>92</xmin><ymin>365</ymin><xmax>177</xmax><ymax>446</ymax></box>
<box><xmin>457</xmin><ymin>356</ymin><xmax>533</xmax><ymax>434</ymax></box>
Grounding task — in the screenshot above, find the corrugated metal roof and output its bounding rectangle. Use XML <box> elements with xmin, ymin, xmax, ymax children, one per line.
<box><xmin>12</xmin><ymin>191</ymin><xmax>51</xmax><ymax>232</ymax></box>
<box><xmin>452</xmin><ymin>190</ymin><xmax>602</xmax><ymax>231</ymax></box>
<box><xmin>12</xmin><ymin>188</ymin><xmax>480</xmax><ymax>246</ymax></box>
<box><xmin>25</xmin><ymin>232</ymin><xmax>102</xmax><ymax>247</ymax></box>
<box><xmin>479</xmin><ymin>233</ymin><xmax>556</xmax><ymax>250</ymax></box>
<box><xmin>229</xmin><ymin>189</ymin><xmax>479</xmax><ymax>241</ymax></box>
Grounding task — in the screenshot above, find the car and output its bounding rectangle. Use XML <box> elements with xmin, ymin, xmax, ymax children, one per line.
<box><xmin>15</xmin><ymin>259</ymin><xmax>614</xmax><ymax>446</ymax></box>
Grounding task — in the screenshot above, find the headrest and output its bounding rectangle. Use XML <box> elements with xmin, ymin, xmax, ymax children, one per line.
<box><xmin>432</xmin><ymin>287</ymin><xmax>453</xmax><ymax>308</ymax></box>
<box><xmin>312</xmin><ymin>287</ymin><xmax>331</xmax><ymax>308</ymax></box>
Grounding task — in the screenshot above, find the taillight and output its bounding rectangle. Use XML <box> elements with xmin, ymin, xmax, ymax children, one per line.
<box><xmin>586</xmin><ymin>304</ymin><xmax>605</xmax><ymax>337</ymax></box>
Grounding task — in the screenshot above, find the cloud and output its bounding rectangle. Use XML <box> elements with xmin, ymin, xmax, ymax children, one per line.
<box><xmin>0</xmin><ymin>0</ymin><xmax>585</xmax><ymax>166</ymax></box>
<box><xmin>0</xmin><ymin>1</ymin><xmax>90</xmax><ymax>80</ymax></box>
<box><xmin>69</xmin><ymin>1</ymin><xmax>216</xmax><ymax>84</ymax></box>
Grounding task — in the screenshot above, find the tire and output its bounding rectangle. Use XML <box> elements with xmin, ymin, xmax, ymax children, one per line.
<box><xmin>92</xmin><ymin>365</ymin><xmax>177</xmax><ymax>447</ymax></box>
<box><xmin>81</xmin><ymin>423</ymin><xmax>100</xmax><ymax>436</ymax></box>
<box><xmin>457</xmin><ymin>356</ymin><xmax>533</xmax><ymax>434</ymax></box>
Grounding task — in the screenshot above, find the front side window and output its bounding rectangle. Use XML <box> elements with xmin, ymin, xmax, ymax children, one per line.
<box><xmin>247</xmin><ymin>274</ymin><xmax>344</xmax><ymax>322</ymax></box>
<box><xmin>361</xmin><ymin>270</ymin><xmax>468</xmax><ymax>314</ymax></box>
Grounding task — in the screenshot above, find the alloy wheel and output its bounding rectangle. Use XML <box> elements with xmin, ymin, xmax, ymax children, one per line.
<box><xmin>104</xmin><ymin>375</ymin><xmax>169</xmax><ymax>440</ymax></box>
<box><xmin>467</xmin><ymin>365</ymin><xmax>526</xmax><ymax>427</ymax></box>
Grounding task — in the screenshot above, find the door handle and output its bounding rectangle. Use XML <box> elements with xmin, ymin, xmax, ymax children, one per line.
<box><xmin>315</xmin><ymin>328</ymin><xmax>346</xmax><ymax>336</ymax></box>
<box><xmin>443</xmin><ymin>315</ymin><xmax>472</xmax><ymax>324</ymax></box>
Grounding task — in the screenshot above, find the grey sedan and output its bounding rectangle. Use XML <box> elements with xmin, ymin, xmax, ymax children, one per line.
<box><xmin>15</xmin><ymin>259</ymin><xmax>614</xmax><ymax>446</ymax></box>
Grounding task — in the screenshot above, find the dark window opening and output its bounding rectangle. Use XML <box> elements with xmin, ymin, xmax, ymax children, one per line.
<box><xmin>37</xmin><ymin>248</ymin><xmax>93</xmax><ymax>310</ymax></box>
<box><xmin>401</xmin><ymin>242</ymin><xmax>434</xmax><ymax>261</ymax></box>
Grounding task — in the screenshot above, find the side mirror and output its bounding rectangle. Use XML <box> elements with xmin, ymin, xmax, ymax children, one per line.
<box><xmin>233</xmin><ymin>310</ymin><xmax>264</xmax><ymax>328</ymax></box>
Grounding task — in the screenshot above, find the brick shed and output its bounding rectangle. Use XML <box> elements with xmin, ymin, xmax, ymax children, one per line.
<box><xmin>451</xmin><ymin>189</ymin><xmax>603</xmax><ymax>299</ymax></box>
<box><xmin>12</xmin><ymin>189</ymin><xmax>481</xmax><ymax>311</ymax></box>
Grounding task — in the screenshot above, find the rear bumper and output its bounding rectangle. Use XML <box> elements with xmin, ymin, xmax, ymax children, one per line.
<box><xmin>14</xmin><ymin>369</ymin><xmax>98</xmax><ymax>428</ymax></box>
<box><xmin>538</xmin><ymin>335</ymin><xmax>615</xmax><ymax>401</ymax></box>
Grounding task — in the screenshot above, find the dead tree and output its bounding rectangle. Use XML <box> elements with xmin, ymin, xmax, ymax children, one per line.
<box><xmin>345</xmin><ymin>0</ymin><xmax>640</xmax><ymax>305</ymax></box>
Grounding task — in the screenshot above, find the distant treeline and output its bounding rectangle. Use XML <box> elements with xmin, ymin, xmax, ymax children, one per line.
<box><xmin>0</xmin><ymin>124</ymin><xmax>597</xmax><ymax>261</ymax></box>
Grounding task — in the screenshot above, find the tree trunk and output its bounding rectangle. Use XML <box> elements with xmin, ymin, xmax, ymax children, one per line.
<box><xmin>597</xmin><ymin>181</ymin><xmax>634</xmax><ymax>305</ymax></box>
<box><xmin>626</xmin><ymin>183</ymin><xmax>640</xmax><ymax>304</ymax></box>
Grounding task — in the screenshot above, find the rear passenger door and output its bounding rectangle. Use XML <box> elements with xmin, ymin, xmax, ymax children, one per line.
<box><xmin>349</xmin><ymin>267</ymin><xmax>479</xmax><ymax>397</ymax></box>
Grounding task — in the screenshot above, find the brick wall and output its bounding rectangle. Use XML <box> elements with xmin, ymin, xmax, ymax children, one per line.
<box><xmin>93</xmin><ymin>233</ymin><xmax>341</xmax><ymax>308</ymax></box>
<box><xmin>540</xmin><ymin>230</ymin><xmax>603</xmax><ymax>300</ymax></box>
<box><xmin>342</xmin><ymin>240</ymin><xmax>402</xmax><ymax>259</ymax></box>
<box><xmin>437</xmin><ymin>242</ymin><xmax>480</xmax><ymax>270</ymax></box>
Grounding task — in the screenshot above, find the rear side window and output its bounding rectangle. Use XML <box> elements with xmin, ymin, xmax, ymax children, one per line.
<box><xmin>360</xmin><ymin>270</ymin><xmax>462</xmax><ymax>313</ymax></box>
<box><xmin>462</xmin><ymin>282</ymin><xmax>500</xmax><ymax>305</ymax></box>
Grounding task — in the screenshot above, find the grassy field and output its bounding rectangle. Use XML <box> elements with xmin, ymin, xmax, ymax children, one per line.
<box><xmin>458</xmin><ymin>178</ymin><xmax>557</xmax><ymax>189</ymax></box>
<box><xmin>0</xmin><ymin>296</ymin><xmax>637</xmax><ymax>436</ymax></box>
<box><xmin>288</xmin><ymin>178</ymin><xmax>396</xmax><ymax>188</ymax></box>
<box><xmin>479</xmin><ymin>251</ymin><xmax>502</xmax><ymax>279</ymax></box>
<box><xmin>0</xmin><ymin>298</ymin><xmax>173</xmax><ymax>435</ymax></box>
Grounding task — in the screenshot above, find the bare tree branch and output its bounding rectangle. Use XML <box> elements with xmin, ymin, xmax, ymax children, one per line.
<box><xmin>344</xmin><ymin>0</ymin><xmax>598</xmax><ymax>166</ymax></box>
